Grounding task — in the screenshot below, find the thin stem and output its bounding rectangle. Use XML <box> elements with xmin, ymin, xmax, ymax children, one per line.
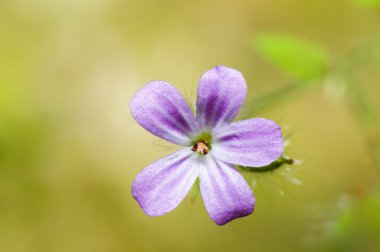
<box><xmin>237</xmin><ymin>156</ymin><xmax>294</xmax><ymax>173</ymax></box>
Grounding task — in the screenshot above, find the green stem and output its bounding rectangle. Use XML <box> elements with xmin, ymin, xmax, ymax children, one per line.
<box><xmin>237</xmin><ymin>156</ymin><xmax>294</xmax><ymax>173</ymax></box>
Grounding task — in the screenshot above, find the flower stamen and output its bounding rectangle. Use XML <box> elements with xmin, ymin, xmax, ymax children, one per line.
<box><xmin>191</xmin><ymin>139</ymin><xmax>209</xmax><ymax>155</ymax></box>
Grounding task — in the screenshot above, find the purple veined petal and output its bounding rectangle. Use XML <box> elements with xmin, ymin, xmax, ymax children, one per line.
<box><xmin>132</xmin><ymin>148</ymin><xmax>199</xmax><ymax>216</ymax></box>
<box><xmin>199</xmin><ymin>156</ymin><xmax>255</xmax><ymax>225</ymax></box>
<box><xmin>196</xmin><ymin>66</ymin><xmax>247</xmax><ymax>130</ymax></box>
<box><xmin>212</xmin><ymin>118</ymin><xmax>283</xmax><ymax>167</ymax></box>
<box><xmin>130</xmin><ymin>81</ymin><xmax>199</xmax><ymax>146</ymax></box>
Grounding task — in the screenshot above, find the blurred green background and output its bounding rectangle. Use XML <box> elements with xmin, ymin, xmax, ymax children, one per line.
<box><xmin>1</xmin><ymin>0</ymin><xmax>380</xmax><ymax>251</ymax></box>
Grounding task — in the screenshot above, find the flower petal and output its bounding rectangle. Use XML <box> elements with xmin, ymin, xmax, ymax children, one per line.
<box><xmin>130</xmin><ymin>81</ymin><xmax>199</xmax><ymax>146</ymax></box>
<box><xmin>132</xmin><ymin>148</ymin><xmax>199</xmax><ymax>216</ymax></box>
<box><xmin>212</xmin><ymin>118</ymin><xmax>283</xmax><ymax>167</ymax></box>
<box><xmin>199</xmin><ymin>156</ymin><xmax>255</xmax><ymax>225</ymax></box>
<box><xmin>196</xmin><ymin>66</ymin><xmax>247</xmax><ymax>129</ymax></box>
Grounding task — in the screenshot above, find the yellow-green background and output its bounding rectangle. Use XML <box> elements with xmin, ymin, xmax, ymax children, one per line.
<box><xmin>1</xmin><ymin>0</ymin><xmax>380</xmax><ymax>251</ymax></box>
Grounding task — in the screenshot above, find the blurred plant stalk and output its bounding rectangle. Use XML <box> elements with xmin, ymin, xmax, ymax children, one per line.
<box><xmin>249</xmin><ymin>31</ymin><xmax>380</xmax><ymax>176</ymax></box>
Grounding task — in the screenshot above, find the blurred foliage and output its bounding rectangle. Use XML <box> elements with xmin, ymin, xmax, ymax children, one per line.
<box><xmin>249</xmin><ymin>6</ymin><xmax>380</xmax><ymax>251</ymax></box>
<box><xmin>375</xmin><ymin>43</ymin><xmax>380</xmax><ymax>61</ymax></box>
<box><xmin>319</xmin><ymin>192</ymin><xmax>380</xmax><ymax>251</ymax></box>
<box><xmin>252</xmin><ymin>33</ymin><xmax>329</xmax><ymax>81</ymax></box>
<box><xmin>351</xmin><ymin>0</ymin><xmax>380</xmax><ymax>8</ymax></box>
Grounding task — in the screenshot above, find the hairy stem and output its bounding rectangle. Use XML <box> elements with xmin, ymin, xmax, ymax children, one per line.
<box><xmin>237</xmin><ymin>156</ymin><xmax>294</xmax><ymax>173</ymax></box>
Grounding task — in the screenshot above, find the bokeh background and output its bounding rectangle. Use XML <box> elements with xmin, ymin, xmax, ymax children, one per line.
<box><xmin>1</xmin><ymin>0</ymin><xmax>380</xmax><ymax>251</ymax></box>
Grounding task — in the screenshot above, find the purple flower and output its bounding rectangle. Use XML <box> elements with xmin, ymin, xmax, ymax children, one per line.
<box><xmin>130</xmin><ymin>66</ymin><xmax>283</xmax><ymax>225</ymax></box>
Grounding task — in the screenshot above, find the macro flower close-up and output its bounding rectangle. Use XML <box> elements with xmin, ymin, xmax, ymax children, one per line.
<box><xmin>3</xmin><ymin>0</ymin><xmax>380</xmax><ymax>250</ymax></box>
<box><xmin>130</xmin><ymin>66</ymin><xmax>284</xmax><ymax>225</ymax></box>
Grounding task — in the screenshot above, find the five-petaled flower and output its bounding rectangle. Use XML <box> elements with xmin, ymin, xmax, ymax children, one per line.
<box><xmin>130</xmin><ymin>66</ymin><xmax>283</xmax><ymax>225</ymax></box>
